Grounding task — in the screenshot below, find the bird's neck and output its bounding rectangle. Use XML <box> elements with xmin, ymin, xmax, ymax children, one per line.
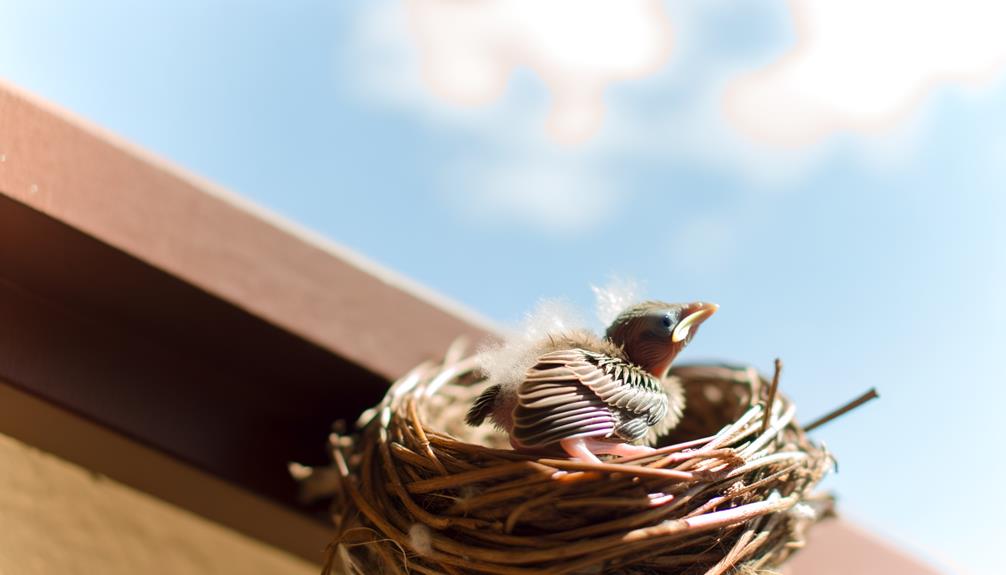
<box><xmin>625</xmin><ymin>350</ymin><xmax>675</xmax><ymax>380</ymax></box>
<box><xmin>647</xmin><ymin>360</ymin><xmax>673</xmax><ymax>380</ymax></box>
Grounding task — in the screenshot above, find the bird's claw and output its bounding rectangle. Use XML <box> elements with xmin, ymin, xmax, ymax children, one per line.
<box><xmin>559</xmin><ymin>437</ymin><xmax>655</xmax><ymax>463</ymax></box>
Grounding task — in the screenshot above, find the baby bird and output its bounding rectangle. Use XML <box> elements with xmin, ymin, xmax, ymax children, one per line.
<box><xmin>466</xmin><ymin>301</ymin><xmax>718</xmax><ymax>462</ymax></box>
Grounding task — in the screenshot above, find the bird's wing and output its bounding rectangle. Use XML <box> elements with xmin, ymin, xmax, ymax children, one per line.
<box><xmin>511</xmin><ymin>349</ymin><xmax>669</xmax><ymax>447</ymax></box>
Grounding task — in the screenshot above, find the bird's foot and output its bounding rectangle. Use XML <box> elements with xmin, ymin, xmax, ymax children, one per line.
<box><xmin>559</xmin><ymin>438</ymin><xmax>655</xmax><ymax>463</ymax></box>
<box><xmin>597</xmin><ymin>441</ymin><xmax>655</xmax><ymax>459</ymax></box>
<box><xmin>559</xmin><ymin>438</ymin><xmax>604</xmax><ymax>463</ymax></box>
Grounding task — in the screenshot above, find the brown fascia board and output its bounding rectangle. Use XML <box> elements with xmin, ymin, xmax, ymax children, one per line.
<box><xmin>0</xmin><ymin>81</ymin><xmax>496</xmax><ymax>383</ymax></box>
<box><xmin>0</xmin><ymin>191</ymin><xmax>387</xmax><ymax>508</ymax></box>
<box><xmin>0</xmin><ymin>82</ymin><xmax>940</xmax><ymax>573</ymax></box>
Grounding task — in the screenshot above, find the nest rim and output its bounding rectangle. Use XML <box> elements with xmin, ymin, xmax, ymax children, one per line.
<box><xmin>325</xmin><ymin>342</ymin><xmax>834</xmax><ymax>575</ymax></box>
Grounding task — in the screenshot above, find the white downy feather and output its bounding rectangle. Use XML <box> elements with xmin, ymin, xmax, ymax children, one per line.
<box><xmin>476</xmin><ymin>298</ymin><xmax>586</xmax><ymax>391</ymax></box>
<box><xmin>591</xmin><ymin>277</ymin><xmax>642</xmax><ymax>326</ymax></box>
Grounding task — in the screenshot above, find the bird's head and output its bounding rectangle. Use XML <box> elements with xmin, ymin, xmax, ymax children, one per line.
<box><xmin>605</xmin><ymin>301</ymin><xmax>719</xmax><ymax>378</ymax></box>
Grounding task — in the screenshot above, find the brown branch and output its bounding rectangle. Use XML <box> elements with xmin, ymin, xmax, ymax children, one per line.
<box><xmin>760</xmin><ymin>358</ymin><xmax>783</xmax><ymax>436</ymax></box>
<box><xmin>803</xmin><ymin>388</ymin><xmax>880</xmax><ymax>432</ymax></box>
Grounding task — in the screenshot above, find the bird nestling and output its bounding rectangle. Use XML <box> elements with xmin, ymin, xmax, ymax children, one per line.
<box><xmin>466</xmin><ymin>301</ymin><xmax>718</xmax><ymax>463</ymax></box>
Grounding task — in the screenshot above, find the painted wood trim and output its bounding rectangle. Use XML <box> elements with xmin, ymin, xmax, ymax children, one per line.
<box><xmin>0</xmin><ymin>81</ymin><xmax>494</xmax><ymax>382</ymax></box>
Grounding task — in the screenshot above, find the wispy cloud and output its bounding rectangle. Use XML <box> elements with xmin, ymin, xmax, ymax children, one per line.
<box><xmin>725</xmin><ymin>0</ymin><xmax>1006</xmax><ymax>145</ymax></box>
<box><xmin>352</xmin><ymin>0</ymin><xmax>649</xmax><ymax>235</ymax></box>
<box><xmin>349</xmin><ymin>0</ymin><xmax>1006</xmax><ymax>238</ymax></box>
<box><xmin>399</xmin><ymin>0</ymin><xmax>673</xmax><ymax>144</ymax></box>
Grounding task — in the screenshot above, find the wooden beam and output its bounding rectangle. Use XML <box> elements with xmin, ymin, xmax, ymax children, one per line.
<box><xmin>0</xmin><ymin>81</ymin><xmax>494</xmax><ymax>383</ymax></box>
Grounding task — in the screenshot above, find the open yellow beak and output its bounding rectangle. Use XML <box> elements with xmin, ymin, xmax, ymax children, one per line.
<box><xmin>671</xmin><ymin>302</ymin><xmax>719</xmax><ymax>343</ymax></box>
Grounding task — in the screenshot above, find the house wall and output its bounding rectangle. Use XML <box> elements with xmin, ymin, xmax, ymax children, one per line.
<box><xmin>0</xmin><ymin>432</ymin><xmax>316</xmax><ymax>575</ymax></box>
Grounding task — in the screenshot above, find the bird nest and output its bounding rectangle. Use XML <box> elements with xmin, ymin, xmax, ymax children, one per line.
<box><xmin>320</xmin><ymin>341</ymin><xmax>836</xmax><ymax>575</ymax></box>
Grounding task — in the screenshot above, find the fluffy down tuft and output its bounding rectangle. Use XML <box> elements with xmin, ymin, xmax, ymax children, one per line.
<box><xmin>475</xmin><ymin>299</ymin><xmax>587</xmax><ymax>393</ymax></box>
<box><xmin>591</xmin><ymin>277</ymin><xmax>642</xmax><ymax>326</ymax></box>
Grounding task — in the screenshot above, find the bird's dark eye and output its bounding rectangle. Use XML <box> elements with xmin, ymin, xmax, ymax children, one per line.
<box><xmin>662</xmin><ymin>314</ymin><xmax>673</xmax><ymax>328</ymax></box>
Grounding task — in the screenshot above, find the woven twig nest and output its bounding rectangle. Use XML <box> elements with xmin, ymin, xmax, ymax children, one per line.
<box><xmin>322</xmin><ymin>341</ymin><xmax>834</xmax><ymax>574</ymax></box>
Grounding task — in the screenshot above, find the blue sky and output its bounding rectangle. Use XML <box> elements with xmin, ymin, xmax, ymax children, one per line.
<box><xmin>3</xmin><ymin>1</ymin><xmax>1004</xmax><ymax>572</ymax></box>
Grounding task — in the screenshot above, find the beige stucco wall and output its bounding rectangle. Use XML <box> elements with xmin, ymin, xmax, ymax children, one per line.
<box><xmin>0</xmin><ymin>433</ymin><xmax>317</xmax><ymax>575</ymax></box>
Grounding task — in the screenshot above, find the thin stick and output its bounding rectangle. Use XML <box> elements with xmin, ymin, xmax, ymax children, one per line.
<box><xmin>803</xmin><ymin>388</ymin><xmax>880</xmax><ymax>432</ymax></box>
<box><xmin>537</xmin><ymin>459</ymin><xmax>702</xmax><ymax>481</ymax></box>
<box><xmin>406</xmin><ymin>461</ymin><xmax>555</xmax><ymax>494</ymax></box>
<box><xmin>760</xmin><ymin>358</ymin><xmax>782</xmax><ymax>436</ymax></box>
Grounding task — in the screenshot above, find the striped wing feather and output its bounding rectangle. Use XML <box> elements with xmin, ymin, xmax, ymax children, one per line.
<box><xmin>511</xmin><ymin>349</ymin><xmax>669</xmax><ymax>448</ymax></box>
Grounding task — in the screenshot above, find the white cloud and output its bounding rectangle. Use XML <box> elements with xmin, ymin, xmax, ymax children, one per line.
<box><xmin>349</xmin><ymin>0</ymin><xmax>1006</xmax><ymax>239</ymax></box>
<box><xmin>401</xmin><ymin>0</ymin><xmax>673</xmax><ymax>144</ymax></box>
<box><xmin>352</xmin><ymin>0</ymin><xmax>639</xmax><ymax>235</ymax></box>
<box><xmin>602</xmin><ymin>74</ymin><xmax>829</xmax><ymax>191</ymax></box>
<box><xmin>725</xmin><ymin>0</ymin><xmax>1006</xmax><ymax>145</ymax></box>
